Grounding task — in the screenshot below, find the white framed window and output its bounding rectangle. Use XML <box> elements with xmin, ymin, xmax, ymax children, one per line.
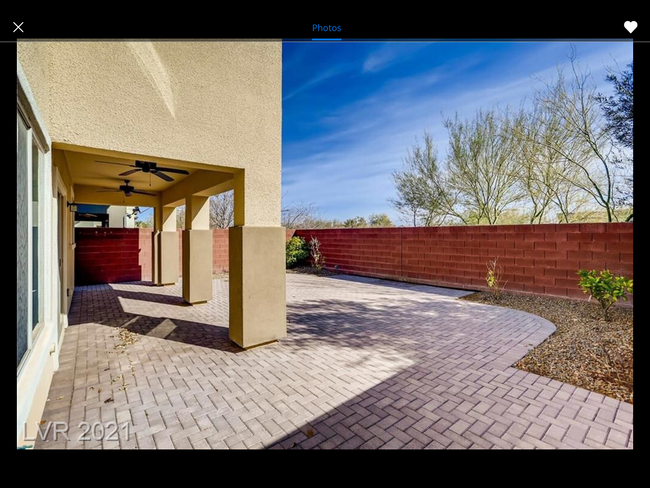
<box><xmin>17</xmin><ymin>102</ymin><xmax>47</xmax><ymax>371</ymax></box>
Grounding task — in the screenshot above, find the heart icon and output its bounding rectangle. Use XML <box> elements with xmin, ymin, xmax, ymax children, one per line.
<box><xmin>624</xmin><ymin>21</ymin><xmax>638</xmax><ymax>33</ymax></box>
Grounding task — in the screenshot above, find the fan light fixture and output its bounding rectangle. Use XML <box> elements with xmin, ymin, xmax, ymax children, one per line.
<box><xmin>95</xmin><ymin>180</ymin><xmax>157</xmax><ymax>197</ymax></box>
<box><xmin>94</xmin><ymin>159</ymin><xmax>190</xmax><ymax>185</ymax></box>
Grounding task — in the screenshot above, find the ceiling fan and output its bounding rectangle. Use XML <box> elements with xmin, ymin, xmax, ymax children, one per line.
<box><xmin>96</xmin><ymin>180</ymin><xmax>156</xmax><ymax>197</ymax></box>
<box><xmin>95</xmin><ymin>159</ymin><xmax>189</xmax><ymax>183</ymax></box>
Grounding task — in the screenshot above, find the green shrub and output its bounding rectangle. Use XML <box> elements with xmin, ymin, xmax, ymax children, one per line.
<box><xmin>577</xmin><ymin>269</ymin><xmax>633</xmax><ymax>320</ymax></box>
<box><xmin>286</xmin><ymin>236</ymin><xmax>309</xmax><ymax>268</ymax></box>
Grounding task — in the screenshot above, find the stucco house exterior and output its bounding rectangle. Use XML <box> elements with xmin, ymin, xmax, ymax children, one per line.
<box><xmin>17</xmin><ymin>41</ymin><xmax>285</xmax><ymax>446</ymax></box>
<box><xmin>74</xmin><ymin>205</ymin><xmax>137</xmax><ymax>228</ymax></box>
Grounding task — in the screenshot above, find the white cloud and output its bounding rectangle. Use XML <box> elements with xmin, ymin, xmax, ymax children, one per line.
<box><xmin>362</xmin><ymin>42</ymin><xmax>431</xmax><ymax>73</ymax></box>
<box><xmin>283</xmin><ymin>65</ymin><xmax>349</xmax><ymax>101</ymax></box>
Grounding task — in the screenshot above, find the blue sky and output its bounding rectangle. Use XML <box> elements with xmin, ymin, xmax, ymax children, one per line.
<box><xmin>281</xmin><ymin>41</ymin><xmax>633</xmax><ymax>223</ymax></box>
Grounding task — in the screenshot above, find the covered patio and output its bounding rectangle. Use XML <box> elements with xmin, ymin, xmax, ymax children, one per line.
<box><xmin>36</xmin><ymin>274</ymin><xmax>632</xmax><ymax>449</ymax></box>
<box><xmin>59</xmin><ymin>145</ymin><xmax>286</xmax><ymax>350</ymax></box>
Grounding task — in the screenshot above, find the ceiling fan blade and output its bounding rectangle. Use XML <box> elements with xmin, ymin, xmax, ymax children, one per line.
<box><xmin>95</xmin><ymin>160</ymin><xmax>136</xmax><ymax>168</ymax></box>
<box><xmin>132</xmin><ymin>189</ymin><xmax>157</xmax><ymax>196</ymax></box>
<box><xmin>119</xmin><ymin>169</ymin><xmax>141</xmax><ymax>176</ymax></box>
<box><xmin>156</xmin><ymin>167</ymin><xmax>190</xmax><ymax>175</ymax></box>
<box><xmin>96</xmin><ymin>189</ymin><xmax>123</xmax><ymax>192</ymax></box>
<box><xmin>152</xmin><ymin>171</ymin><xmax>174</xmax><ymax>182</ymax></box>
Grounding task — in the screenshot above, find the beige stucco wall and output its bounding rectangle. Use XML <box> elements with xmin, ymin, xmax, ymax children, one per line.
<box><xmin>17</xmin><ymin>41</ymin><xmax>282</xmax><ymax>226</ymax></box>
<box><xmin>52</xmin><ymin>149</ymin><xmax>75</xmax><ymax>312</ymax></box>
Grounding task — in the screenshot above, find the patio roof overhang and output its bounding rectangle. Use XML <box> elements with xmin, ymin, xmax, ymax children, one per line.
<box><xmin>56</xmin><ymin>144</ymin><xmax>235</xmax><ymax>208</ymax></box>
<box><xmin>52</xmin><ymin>142</ymin><xmax>286</xmax><ymax>351</ymax></box>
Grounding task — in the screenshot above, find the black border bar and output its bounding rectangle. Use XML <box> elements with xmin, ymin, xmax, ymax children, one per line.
<box><xmin>3</xmin><ymin>16</ymin><xmax>646</xmax><ymax>42</ymax></box>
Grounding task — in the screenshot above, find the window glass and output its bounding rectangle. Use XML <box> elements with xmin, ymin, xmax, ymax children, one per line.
<box><xmin>17</xmin><ymin>110</ymin><xmax>29</xmax><ymax>366</ymax></box>
<box><xmin>32</xmin><ymin>140</ymin><xmax>43</xmax><ymax>329</ymax></box>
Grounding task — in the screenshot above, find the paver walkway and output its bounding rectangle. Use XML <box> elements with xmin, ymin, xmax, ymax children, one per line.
<box><xmin>36</xmin><ymin>274</ymin><xmax>633</xmax><ymax>449</ymax></box>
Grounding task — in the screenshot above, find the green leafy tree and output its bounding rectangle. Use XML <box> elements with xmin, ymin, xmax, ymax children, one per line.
<box><xmin>512</xmin><ymin>104</ymin><xmax>594</xmax><ymax>224</ymax></box>
<box><xmin>596</xmin><ymin>62</ymin><xmax>633</xmax><ymax>216</ymax></box>
<box><xmin>443</xmin><ymin>109</ymin><xmax>525</xmax><ymax>224</ymax></box>
<box><xmin>390</xmin><ymin>131</ymin><xmax>446</xmax><ymax>226</ymax></box>
<box><xmin>368</xmin><ymin>213</ymin><xmax>394</xmax><ymax>227</ymax></box>
<box><xmin>596</xmin><ymin>63</ymin><xmax>633</xmax><ymax>149</ymax></box>
<box><xmin>343</xmin><ymin>216</ymin><xmax>367</xmax><ymax>228</ymax></box>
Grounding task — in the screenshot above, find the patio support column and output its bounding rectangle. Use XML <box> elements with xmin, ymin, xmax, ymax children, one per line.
<box><xmin>152</xmin><ymin>206</ymin><xmax>178</xmax><ymax>286</ymax></box>
<box><xmin>182</xmin><ymin>195</ymin><xmax>212</xmax><ymax>304</ymax></box>
<box><xmin>229</xmin><ymin>172</ymin><xmax>287</xmax><ymax>348</ymax></box>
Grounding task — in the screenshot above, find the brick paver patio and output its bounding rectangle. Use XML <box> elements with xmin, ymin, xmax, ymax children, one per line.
<box><xmin>36</xmin><ymin>274</ymin><xmax>633</xmax><ymax>449</ymax></box>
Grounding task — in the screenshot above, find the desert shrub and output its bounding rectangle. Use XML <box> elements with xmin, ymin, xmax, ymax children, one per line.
<box><xmin>577</xmin><ymin>269</ymin><xmax>633</xmax><ymax>320</ymax></box>
<box><xmin>308</xmin><ymin>236</ymin><xmax>326</xmax><ymax>271</ymax></box>
<box><xmin>286</xmin><ymin>236</ymin><xmax>309</xmax><ymax>268</ymax></box>
<box><xmin>486</xmin><ymin>257</ymin><xmax>507</xmax><ymax>299</ymax></box>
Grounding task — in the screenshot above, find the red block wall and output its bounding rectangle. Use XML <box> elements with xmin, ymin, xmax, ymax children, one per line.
<box><xmin>75</xmin><ymin>228</ymin><xmax>153</xmax><ymax>285</ymax></box>
<box><xmin>75</xmin><ymin>224</ymin><xmax>632</xmax><ymax>301</ymax></box>
<box><xmin>294</xmin><ymin>223</ymin><xmax>633</xmax><ymax>301</ymax></box>
<box><xmin>76</xmin><ymin>228</ymin><xmax>231</xmax><ymax>285</ymax></box>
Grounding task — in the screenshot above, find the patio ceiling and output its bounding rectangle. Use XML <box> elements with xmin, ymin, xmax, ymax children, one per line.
<box><xmin>61</xmin><ymin>147</ymin><xmax>235</xmax><ymax>207</ymax></box>
<box><xmin>65</xmin><ymin>150</ymin><xmax>195</xmax><ymax>193</ymax></box>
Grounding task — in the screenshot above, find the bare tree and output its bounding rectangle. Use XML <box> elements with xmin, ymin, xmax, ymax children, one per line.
<box><xmin>209</xmin><ymin>191</ymin><xmax>234</xmax><ymax>228</ymax></box>
<box><xmin>173</xmin><ymin>192</ymin><xmax>233</xmax><ymax>230</ymax></box>
<box><xmin>530</xmin><ymin>49</ymin><xmax>623</xmax><ymax>222</ymax></box>
<box><xmin>281</xmin><ymin>192</ymin><xmax>332</xmax><ymax>229</ymax></box>
<box><xmin>176</xmin><ymin>206</ymin><xmax>185</xmax><ymax>229</ymax></box>
<box><xmin>281</xmin><ymin>202</ymin><xmax>318</xmax><ymax>229</ymax></box>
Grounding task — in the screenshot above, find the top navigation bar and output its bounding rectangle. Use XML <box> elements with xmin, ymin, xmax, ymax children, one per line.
<box><xmin>3</xmin><ymin>17</ymin><xmax>645</xmax><ymax>42</ymax></box>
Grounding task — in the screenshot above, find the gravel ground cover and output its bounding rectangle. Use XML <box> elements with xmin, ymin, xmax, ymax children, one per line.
<box><xmin>286</xmin><ymin>266</ymin><xmax>338</xmax><ymax>277</ymax></box>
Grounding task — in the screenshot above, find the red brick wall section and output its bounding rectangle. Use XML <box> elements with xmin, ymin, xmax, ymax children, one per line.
<box><xmin>294</xmin><ymin>223</ymin><xmax>633</xmax><ymax>301</ymax></box>
<box><xmin>138</xmin><ymin>229</ymin><xmax>153</xmax><ymax>279</ymax></box>
<box><xmin>76</xmin><ymin>228</ymin><xmax>232</xmax><ymax>285</ymax></box>
<box><xmin>175</xmin><ymin>229</ymin><xmax>230</xmax><ymax>276</ymax></box>
<box><xmin>212</xmin><ymin>229</ymin><xmax>229</xmax><ymax>273</ymax></box>
<box><xmin>75</xmin><ymin>224</ymin><xmax>632</xmax><ymax>301</ymax></box>
<box><xmin>75</xmin><ymin>228</ymin><xmax>153</xmax><ymax>285</ymax></box>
